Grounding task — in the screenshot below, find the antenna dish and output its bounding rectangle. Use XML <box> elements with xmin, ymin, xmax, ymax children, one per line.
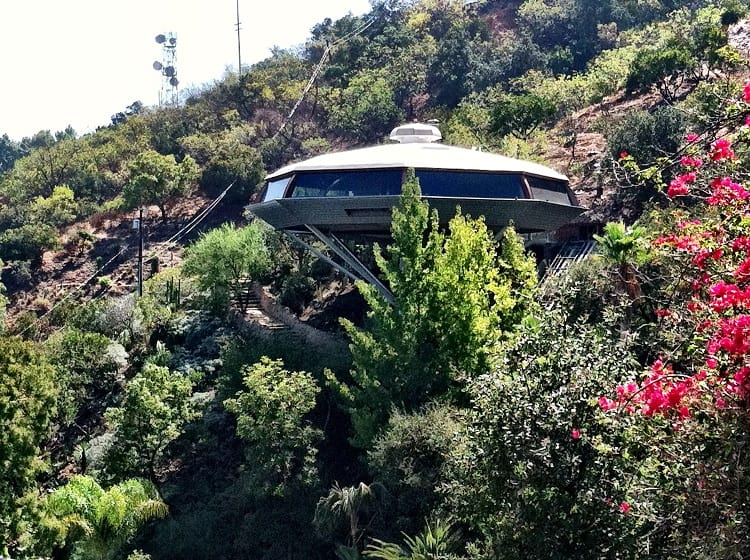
<box><xmin>152</xmin><ymin>61</ymin><xmax>163</xmax><ymax>71</ymax></box>
<box><xmin>164</xmin><ymin>66</ymin><xmax>175</xmax><ymax>77</ymax></box>
<box><xmin>169</xmin><ymin>36</ymin><xmax>177</xmax><ymax>46</ymax></box>
<box><xmin>169</xmin><ymin>77</ymin><xmax>179</xmax><ymax>87</ymax></box>
<box><xmin>155</xmin><ymin>34</ymin><xmax>166</xmax><ymax>44</ymax></box>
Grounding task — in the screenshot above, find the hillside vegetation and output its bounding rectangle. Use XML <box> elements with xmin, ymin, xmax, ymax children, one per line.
<box><xmin>2</xmin><ymin>0</ymin><xmax>750</xmax><ymax>558</ymax></box>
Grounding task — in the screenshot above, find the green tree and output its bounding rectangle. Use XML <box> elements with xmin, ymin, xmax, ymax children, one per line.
<box><xmin>0</xmin><ymin>336</ymin><xmax>57</xmax><ymax>556</ymax></box>
<box><xmin>0</xmin><ymin>259</ymin><xmax>6</xmax><ymax>332</ymax></box>
<box><xmin>626</xmin><ymin>45</ymin><xmax>695</xmax><ymax>101</ymax></box>
<box><xmin>607</xmin><ymin>105</ymin><xmax>686</xmax><ymax>164</ymax></box>
<box><xmin>0</xmin><ymin>222</ymin><xmax>60</xmax><ymax>266</ymax></box>
<box><xmin>593</xmin><ymin>221</ymin><xmax>649</xmax><ymax>303</ymax></box>
<box><xmin>179</xmin><ymin>126</ymin><xmax>266</xmax><ymax>203</ymax></box>
<box><xmin>104</xmin><ymin>363</ymin><xmax>198</xmax><ymax>481</ymax></box>
<box><xmin>28</xmin><ymin>184</ymin><xmax>79</xmax><ymax>227</ymax></box>
<box><xmin>123</xmin><ymin>149</ymin><xmax>199</xmax><ymax>222</ymax></box>
<box><xmin>314</xmin><ymin>482</ymin><xmax>380</xmax><ymax>549</ymax></box>
<box><xmin>367</xmin><ymin>404</ymin><xmax>464</xmax><ymax>540</ymax></box>
<box><xmin>42</xmin><ymin>475</ymin><xmax>167</xmax><ymax>560</ymax></box>
<box><xmin>340</xmin><ymin>170</ymin><xmax>537</xmax><ymax>447</ymax></box>
<box><xmin>0</xmin><ymin>133</ymin><xmax>26</xmax><ymax>173</ymax></box>
<box><xmin>182</xmin><ymin>221</ymin><xmax>271</xmax><ymax>313</ymax></box>
<box><xmin>328</xmin><ymin>68</ymin><xmax>404</xmax><ymax>141</ymax></box>
<box><xmin>224</xmin><ymin>357</ymin><xmax>321</xmax><ymax>493</ymax></box>
<box><xmin>43</xmin><ymin>328</ymin><xmax>127</xmax><ymax>424</ymax></box>
<box><xmin>490</xmin><ymin>93</ymin><xmax>557</xmax><ymax>140</ymax></box>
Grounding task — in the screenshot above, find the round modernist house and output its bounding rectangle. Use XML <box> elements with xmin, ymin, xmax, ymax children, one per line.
<box><xmin>248</xmin><ymin>123</ymin><xmax>585</xmax><ymax>237</ymax></box>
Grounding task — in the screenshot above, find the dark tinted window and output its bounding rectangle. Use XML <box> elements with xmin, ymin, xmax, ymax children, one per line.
<box><xmin>526</xmin><ymin>176</ymin><xmax>572</xmax><ymax>204</ymax></box>
<box><xmin>416</xmin><ymin>170</ymin><xmax>525</xmax><ymax>198</ymax></box>
<box><xmin>290</xmin><ymin>170</ymin><xmax>403</xmax><ymax>197</ymax></box>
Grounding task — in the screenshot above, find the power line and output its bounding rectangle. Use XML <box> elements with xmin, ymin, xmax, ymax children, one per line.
<box><xmin>270</xmin><ymin>16</ymin><xmax>375</xmax><ymax>142</ymax></box>
<box><xmin>10</xmin><ymin>182</ymin><xmax>235</xmax><ymax>336</ymax></box>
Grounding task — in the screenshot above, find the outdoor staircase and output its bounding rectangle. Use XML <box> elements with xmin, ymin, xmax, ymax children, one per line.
<box><xmin>235</xmin><ymin>277</ymin><xmax>292</xmax><ymax>333</ymax></box>
<box><xmin>541</xmin><ymin>240</ymin><xmax>598</xmax><ymax>281</ymax></box>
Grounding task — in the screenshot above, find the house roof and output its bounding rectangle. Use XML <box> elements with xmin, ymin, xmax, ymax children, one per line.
<box><xmin>265</xmin><ymin>142</ymin><xmax>568</xmax><ymax>182</ymax></box>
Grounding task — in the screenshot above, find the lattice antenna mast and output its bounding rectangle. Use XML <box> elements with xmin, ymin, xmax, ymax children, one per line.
<box><xmin>153</xmin><ymin>32</ymin><xmax>179</xmax><ymax>106</ymax></box>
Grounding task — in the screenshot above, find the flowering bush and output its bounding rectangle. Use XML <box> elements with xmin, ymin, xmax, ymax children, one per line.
<box><xmin>601</xmin><ymin>130</ymin><xmax>750</xmax><ymax>419</ymax></box>
<box><xmin>598</xmin><ymin>84</ymin><xmax>750</xmax><ymax>557</ymax></box>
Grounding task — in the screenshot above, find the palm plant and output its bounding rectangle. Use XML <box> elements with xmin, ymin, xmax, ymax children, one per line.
<box><xmin>594</xmin><ymin>221</ymin><xmax>648</xmax><ymax>302</ymax></box>
<box><xmin>364</xmin><ymin>518</ymin><xmax>463</xmax><ymax>560</ymax></box>
<box><xmin>43</xmin><ymin>475</ymin><xmax>167</xmax><ymax>560</ymax></box>
<box><xmin>314</xmin><ymin>481</ymin><xmax>380</xmax><ymax>548</ymax></box>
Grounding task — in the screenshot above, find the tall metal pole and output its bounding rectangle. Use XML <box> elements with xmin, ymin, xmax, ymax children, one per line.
<box><xmin>235</xmin><ymin>0</ymin><xmax>242</xmax><ymax>76</ymax></box>
<box><xmin>137</xmin><ymin>207</ymin><xmax>143</xmax><ymax>297</ymax></box>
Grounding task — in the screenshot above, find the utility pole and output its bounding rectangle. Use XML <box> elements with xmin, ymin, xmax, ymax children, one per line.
<box><xmin>135</xmin><ymin>208</ymin><xmax>144</xmax><ymax>297</ymax></box>
<box><xmin>235</xmin><ymin>0</ymin><xmax>242</xmax><ymax>76</ymax></box>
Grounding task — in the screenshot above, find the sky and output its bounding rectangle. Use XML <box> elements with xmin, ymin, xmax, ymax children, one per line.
<box><xmin>0</xmin><ymin>0</ymin><xmax>372</xmax><ymax>141</ymax></box>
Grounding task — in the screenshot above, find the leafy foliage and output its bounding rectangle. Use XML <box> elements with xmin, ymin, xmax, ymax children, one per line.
<box><xmin>607</xmin><ymin>106</ymin><xmax>686</xmax><ymax>164</ymax></box>
<box><xmin>43</xmin><ymin>328</ymin><xmax>127</xmax><ymax>424</ymax></box>
<box><xmin>0</xmin><ymin>221</ymin><xmax>60</xmax><ymax>266</ymax></box>
<box><xmin>328</xmin><ymin>68</ymin><xmax>405</xmax><ymax>141</ymax></box>
<box><xmin>103</xmin><ymin>363</ymin><xmax>198</xmax><ymax>481</ymax></box>
<box><xmin>182</xmin><ymin>221</ymin><xmax>271</xmax><ymax>313</ymax></box>
<box><xmin>0</xmin><ymin>337</ymin><xmax>57</xmax><ymax>555</ymax></box>
<box><xmin>340</xmin><ymin>170</ymin><xmax>537</xmax><ymax>447</ymax></box>
<box><xmin>314</xmin><ymin>481</ymin><xmax>381</xmax><ymax>548</ymax></box>
<box><xmin>490</xmin><ymin>93</ymin><xmax>557</xmax><ymax>140</ymax></box>
<box><xmin>365</xmin><ymin>518</ymin><xmax>463</xmax><ymax>560</ymax></box>
<box><xmin>122</xmin><ymin>150</ymin><xmax>199</xmax><ymax>221</ymax></box>
<box><xmin>367</xmin><ymin>404</ymin><xmax>464</xmax><ymax>539</ymax></box>
<box><xmin>445</xmin><ymin>311</ymin><xmax>643</xmax><ymax>558</ymax></box>
<box><xmin>42</xmin><ymin>475</ymin><xmax>167</xmax><ymax>560</ymax></box>
<box><xmin>224</xmin><ymin>356</ymin><xmax>322</xmax><ymax>493</ymax></box>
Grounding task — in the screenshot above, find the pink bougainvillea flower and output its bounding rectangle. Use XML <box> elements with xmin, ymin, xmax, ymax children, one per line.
<box><xmin>710</xmin><ymin>138</ymin><xmax>735</xmax><ymax>161</ymax></box>
<box><xmin>570</xmin><ymin>429</ymin><xmax>581</xmax><ymax>440</ymax></box>
<box><xmin>619</xmin><ymin>151</ymin><xmax>629</xmax><ymax>159</ymax></box>
<box><xmin>708</xmin><ymin>177</ymin><xmax>750</xmax><ymax>206</ymax></box>
<box><xmin>685</xmin><ymin>132</ymin><xmax>700</xmax><ymax>143</ymax></box>
<box><xmin>619</xmin><ymin>502</ymin><xmax>631</xmax><ymax>514</ymax></box>
<box><xmin>680</xmin><ymin>155</ymin><xmax>703</xmax><ymax>168</ymax></box>
<box><xmin>598</xmin><ymin>396</ymin><xmax>617</xmax><ymax>411</ymax></box>
<box><xmin>743</xmin><ymin>81</ymin><xmax>750</xmax><ymax>102</ymax></box>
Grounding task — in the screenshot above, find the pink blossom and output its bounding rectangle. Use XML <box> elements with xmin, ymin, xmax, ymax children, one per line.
<box><xmin>571</xmin><ymin>429</ymin><xmax>581</xmax><ymax>440</ymax></box>
<box><xmin>743</xmin><ymin>81</ymin><xmax>750</xmax><ymax>102</ymax></box>
<box><xmin>619</xmin><ymin>502</ymin><xmax>631</xmax><ymax>514</ymax></box>
<box><xmin>685</xmin><ymin>133</ymin><xmax>700</xmax><ymax>143</ymax></box>
<box><xmin>598</xmin><ymin>396</ymin><xmax>617</xmax><ymax>411</ymax></box>
<box><xmin>710</xmin><ymin>138</ymin><xmax>735</xmax><ymax>161</ymax></box>
<box><xmin>680</xmin><ymin>155</ymin><xmax>703</xmax><ymax>168</ymax></box>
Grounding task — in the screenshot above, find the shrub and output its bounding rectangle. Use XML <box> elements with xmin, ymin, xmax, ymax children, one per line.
<box><xmin>367</xmin><ymin>403</ymin><xmax>465</xmax><ymax>540</ymax></box>
<box><xmin>0</xmin><ymin>223</ymin><xmax>60</xmax><ymax>266</ymax></box>
<box><xmin>607</xmin><ymin>106</ymin><xmax>686</xmax><ymax>164</ymax></box>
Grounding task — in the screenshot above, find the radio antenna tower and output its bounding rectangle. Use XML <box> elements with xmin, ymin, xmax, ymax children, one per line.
<box><xmin>152</xmin><ymin>32</ymin><xmax>179</xmax><ymax>106</ymax></box>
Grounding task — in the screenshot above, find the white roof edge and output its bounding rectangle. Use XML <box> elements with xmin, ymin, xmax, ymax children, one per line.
<box><xmin>265</xmin><ymin>143</ymin><xmax>567</xmax><ymax>182</ymax></box>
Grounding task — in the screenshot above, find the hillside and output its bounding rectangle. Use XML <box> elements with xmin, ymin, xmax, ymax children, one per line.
<box><xmin>2</xmin><ymin>1</ymin><xmax>750</xmax><ymax>559</ymax></box>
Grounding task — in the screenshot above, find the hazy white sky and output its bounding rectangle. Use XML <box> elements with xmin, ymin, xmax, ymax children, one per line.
<box><xmin>0</xmin><ymin>0</ymin><xmax>371</xmax><ymax>140</ymax></box>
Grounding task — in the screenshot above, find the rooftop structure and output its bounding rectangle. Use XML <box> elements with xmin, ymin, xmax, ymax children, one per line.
<box><xmin>249</xmin><ymin>123</ymin><xmax>584</xmax><ymax>236</ymax></box>
<box><xmin>246</xmin><ymin>124</ymin><xmax>586</xmax><ymax>300</ymax></box>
